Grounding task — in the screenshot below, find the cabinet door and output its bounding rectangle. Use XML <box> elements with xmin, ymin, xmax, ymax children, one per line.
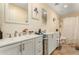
<box><xmin>53</xmin><ymin>33</ymin><xmax>59</xmax><ymax>47</ymax></box>
<box><xmin>0</xmin><ymin>43</ymin><xmax>21</xmax><ymax>55</ymax></box>
<box><xmin>48</xmin><ymin>34</ymin><xmax>58</xmax><ymax>54</ymax></box>
<box><xmin>34</xmin><ymin>37</ymin><xmax>43</xmax><ymax>55</ymax></box>
<box><xmin>22</xmin><ymin>39</ymin><xmax>34</xmax><ymax>55</ymax></box>
<box><xmin>48</xmin><ymin>34</ymin><xmax>54</xmax><ymax>54</ymax></box>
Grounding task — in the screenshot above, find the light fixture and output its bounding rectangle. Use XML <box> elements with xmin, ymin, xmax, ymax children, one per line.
<box><xmin>64</xmin><ymin>4</ymin><xmax>68</xmax><ymax>8</ymax></box>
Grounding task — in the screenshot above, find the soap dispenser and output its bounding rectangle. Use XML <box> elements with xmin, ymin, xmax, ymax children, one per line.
<box><xmin>0</xmin><ymin>29</ymin><xmax>3</xmax><ymax>39</ymax></box>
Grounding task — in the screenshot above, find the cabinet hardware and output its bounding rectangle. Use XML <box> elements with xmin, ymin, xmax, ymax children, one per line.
<box><xmin>19</xmin><ymin>45</ymin><xmax>22</xmax><ymax>53</ymax></box>
<box><xmin>39</xmin><ymin>41</ymin><xmax>41</xmax><ymax>43</ymax></box>
<box><xmin>23</xmin><ymin>44</ymin><xmax>25</xmax><ymax>51</ymax></box>
<box><xmin>38</xmin><ymin>50</ymin><xmax>41</xmax><ymax>52</ymax></box>
<box><xmin>52</xmin><ymin>34</ymin><xmax>53</xmax><ymax>38</ymax></box>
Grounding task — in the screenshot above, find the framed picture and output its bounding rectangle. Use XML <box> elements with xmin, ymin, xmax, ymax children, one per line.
<box><xmin>42</xmin><ymin>9</ymin><xmax>47</xmax><ymax>24</ymax></box>
<box><xmin>32</xmin><ymin>6</ymin><xmax>40</xmax><ymax>20</ymax></box>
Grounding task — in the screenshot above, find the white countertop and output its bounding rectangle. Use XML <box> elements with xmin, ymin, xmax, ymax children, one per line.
<box><xmin>0</xmin><ymin>34</ymin><xmax>43</xmax><ymax>48</ymax></box>
<box><xmin>43</xmin><ymin>32</ymin><xmax>59</xmax><ymax>34</ymax></box>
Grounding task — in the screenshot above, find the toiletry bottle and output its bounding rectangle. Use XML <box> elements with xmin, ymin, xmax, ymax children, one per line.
<box><xmin>0</xmin><ymin>30</ymin><xmax>3</xmax><ymax>39</ymax></box>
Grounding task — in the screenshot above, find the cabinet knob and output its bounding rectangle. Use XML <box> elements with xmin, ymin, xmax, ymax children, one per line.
<box><xmin>39</xmin><ymin>41</ymin><xmax>41</xmax><ymax>43</ymax></box>
<box><xmin>38</xmin><ymin>50</ymin><xmax>41</xmax><ymax>52</ymax></box>
<box><xmin>23</xmin><ymin>44</ymin><xmax>25</xmax><ymax>51</ymax></box>
<box><xmin>19</xmin><ymin>45</ymin><xmax>22</xmax><ymax>53</ymax></box>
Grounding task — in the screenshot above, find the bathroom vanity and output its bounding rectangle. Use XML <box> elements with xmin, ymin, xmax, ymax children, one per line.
<box><xmin>0</xmin><ymin>34</ymin><xmax>43</xmax><ymax>55</ymax></box>
<box><xmin>43</xmin><ymin>32</ymin><xmax>59</xmax><ymax>55</ymax></box>
<box><xmin>0</xmin><ymin>32</ymin><xmax>59</xmax><ymax>55</ymax></box>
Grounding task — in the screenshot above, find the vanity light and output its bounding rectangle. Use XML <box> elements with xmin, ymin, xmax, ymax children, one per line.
<box><xmin>64</xmin><ymin>4</ymin><xmax>68</xmax><ymax>8</ymax></box>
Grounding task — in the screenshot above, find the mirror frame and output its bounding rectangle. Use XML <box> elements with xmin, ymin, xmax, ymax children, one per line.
<box><xmin>5</xmin><ymin>3</ymin><xmax>28</xmax><ymax>25</ymax></box>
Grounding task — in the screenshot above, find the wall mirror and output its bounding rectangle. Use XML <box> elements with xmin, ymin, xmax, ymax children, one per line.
<box><xmin>5</xmin><ymin>3</ymin><xmax>28</xmax><ymax>24</ymax></box>
<box><xmin>42</xmin><ymin>9</ymin><xmax>47</xmax><ymax>25</ymax></box>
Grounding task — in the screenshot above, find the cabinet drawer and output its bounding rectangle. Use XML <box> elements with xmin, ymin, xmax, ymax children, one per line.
<box><xmin>0</xmin><ymin>42</ymin><xmax>21</xmax><ymax>55</ymax></box>
<box><xmin>36</xmin><ymin>49</ymin><xmax>43</xmax><ymax>55</ymax></box>
<box><xmin>36</xmin><ymin>43</ymin><xmax>42</xmax><ymax>48</ymax></box>
<box><xmin>34</xmin><ymin>36</ymin><xmax>43</xmax><ymax>55</ymax></box>
<box><xmin>36</xmin><ymin>40</ymin><xmax>42</xmax><ymax>44</ymax></box>
<box><xmin>35</xmin><ymin>37</ymin><xmax>43</xmax><ymax>42</ymax></box>
<box><xmin>35</xmin><ymin>38</ymin><xmax>43</xmax><ymax>46</ymax></box>
<box><xmin>0</xmin><ymin>42</ymin><xmax>21</xmax><ymax>50</ymax></box>
<box><xmin>22</xmin><ymin>39</ymin><xmax>34</xmax><ymax>55</ymax></box>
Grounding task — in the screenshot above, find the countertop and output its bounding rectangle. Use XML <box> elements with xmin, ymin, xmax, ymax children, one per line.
<box><xmin>0</xmin><ymin>34</ymin><xmax>43</xmax><ymax>48</ymax></box>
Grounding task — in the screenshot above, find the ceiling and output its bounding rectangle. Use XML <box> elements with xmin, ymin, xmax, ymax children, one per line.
<box><xmin>48</xmin><ymin>3</ymin><xmax>79</xmax><ymax>17</ymax></box>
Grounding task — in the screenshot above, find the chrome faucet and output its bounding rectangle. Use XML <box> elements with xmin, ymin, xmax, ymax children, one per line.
<box><xmin>14</xmin><ymin>31</ymin><xmax>18</xmax><ymax>37</ymax></box>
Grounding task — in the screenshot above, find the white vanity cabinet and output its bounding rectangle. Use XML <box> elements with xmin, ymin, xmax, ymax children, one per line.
<box><xmin>48</xmin><ymin>34</ymin><xmax>54</xmax><ymax>54</ymax></box>
<box><xmin>0</xmin><ymin>35</ymin><xmax>43</xmax><ymax>55</ymax></box>
<box><xmin>0</xmin><ymin>43</ymin><xmax>21</xmax><ymax>55</ymax></box>
<box><xmin>48</xmin><ymin>34</ymin><xmax>59</xmax><ymax>54</ymax></box>
<box><xmin>53</xmin><ymin>33</ymin><xmax>59</xmax><ymax>48</ymax></box>
<box><xmin>43</xmin><ymin>33</ymin><xmax>59</xmax><ymax>55</ymax></box>
<box><xmin>34</xmin><ymin>36</ymin><xmax>43</xmax><ymax>55</ymax></box>
<box><xmin>22</xmin><ymin>39</ymin><xmax>34</xmax><ymax>55</ymax></box>
<box><xmin>48</xmin><ymin>34</ymin><xmax>58</xmax><ymax>54</ymax></box>
<box><xmin>21</xmin><ymin>36</ymin><xmax>43</xmax><ymax>55</ymax></box>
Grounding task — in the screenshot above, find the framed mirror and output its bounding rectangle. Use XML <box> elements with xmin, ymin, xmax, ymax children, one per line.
<box><xmin>42</xmin><ymin>9</ymin><xmax>47</xmax><ymax>24</ymax></box>
<box><xmin>5</xmin><ymin>3</ymin><xmax>28</xmax><ymax>24</ymax></box>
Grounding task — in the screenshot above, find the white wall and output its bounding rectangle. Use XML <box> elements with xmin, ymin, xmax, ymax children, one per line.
<box><xmin>28</xmin><ymin>3</ymin><xmax>59</xmax><ymax>33</ymax></box>
<box><xmin>1</xmin><ymin>3</ymin><xmax>59</xmax><ymax>38</ymax></box>
<box><xmin>0</xmin><ymin>4</ymin><xmax>4</xmax><ymax>30</ymax></box>
<box><xmin>46</xmin><ymin>8</ymin><xmax>59</xmax><ymax>33</ymax></box>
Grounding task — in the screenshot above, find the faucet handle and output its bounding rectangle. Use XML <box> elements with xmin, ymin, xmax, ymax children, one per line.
<box><xmin>19</xmin><ymin>33</ymin><xmax>21</xmax><ymax>36</ymax></box>
<box><xmin>14</xmin><ymin>31</ymin><xmax>18</xmax><ymax>37</ymax></box>
<box><xmin>7</xmin><ymin>33</ymin><xmax>11</xmax><ymax>38</ymax></box>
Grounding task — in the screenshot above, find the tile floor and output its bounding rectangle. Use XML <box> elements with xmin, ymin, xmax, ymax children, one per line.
<box><xmin>51</xmin><ymin>44</ymin><xmax>79</xmax><ymax>55</ymax></box>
